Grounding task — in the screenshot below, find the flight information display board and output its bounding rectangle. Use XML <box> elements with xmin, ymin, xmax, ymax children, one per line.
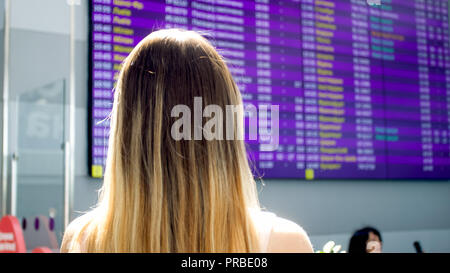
<box><xmin>89</xmin><ymin>0</ymin><xmax>450</xmax><ymax>179</ymax></box>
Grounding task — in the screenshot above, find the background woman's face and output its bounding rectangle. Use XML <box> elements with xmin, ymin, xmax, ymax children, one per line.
<box><xmin>366</xmin><ymin>232</ymin><xmax>382</xmax><ymax>253</ymax></box>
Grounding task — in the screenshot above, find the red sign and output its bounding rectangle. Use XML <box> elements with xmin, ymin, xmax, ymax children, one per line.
<box><xmin>0</xmin><ymin>215</ymin><xmax>27</xmax><ymax>253</ymax></box>
<box><xmin>32</xmin><ymin>247</ymin><xmax>52</xmax><ymax>253</ymax></box>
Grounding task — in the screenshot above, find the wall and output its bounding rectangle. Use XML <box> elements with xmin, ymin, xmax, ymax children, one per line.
<box><xmin>2</xmin><ymin>0</ymin><xmax>450</xmax><ymax>252</ymax></box>
<box><xmin>260</xmin><ymin>180</ymin><xmax>450</xmax><ymax>252</ymax></box>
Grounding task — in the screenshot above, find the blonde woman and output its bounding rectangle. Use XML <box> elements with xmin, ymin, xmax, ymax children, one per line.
<box><xmin>61</xmin><ymin>29</ymin><xmax>313</xmax><ymax>253</ymax></box>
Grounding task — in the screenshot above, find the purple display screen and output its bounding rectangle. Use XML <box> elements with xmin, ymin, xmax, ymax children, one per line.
<box><xmin>89</xmin><ymin>0</ymin><xmax>450</xmax><ymax>180</ymax></box>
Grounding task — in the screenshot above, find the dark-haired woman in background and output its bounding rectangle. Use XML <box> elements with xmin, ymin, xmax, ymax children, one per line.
<box><xmin>348</xmin><ymin>227</ymin><xmax>382</xmax><ymax>253</ymax></box>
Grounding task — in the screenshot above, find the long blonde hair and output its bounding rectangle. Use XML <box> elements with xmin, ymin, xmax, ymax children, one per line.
<box><xmin>70</xmin><ymin>29</ymin><xmax>261</xmax><ymax>252</ymax></box>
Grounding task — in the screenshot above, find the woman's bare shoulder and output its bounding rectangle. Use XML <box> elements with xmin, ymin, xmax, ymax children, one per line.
<box><xmin>60</xmin><ymin>211</ymin><xmax>95</xmax><ymax>253</ymax></box>
<box><xmin>267</xmin><ymin>216</ymin><xmax>314</xmax><ymax>253</ymax></box>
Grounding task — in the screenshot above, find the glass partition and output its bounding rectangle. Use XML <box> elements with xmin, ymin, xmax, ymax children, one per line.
<box><xmin>2</xmin><ymin>0</ymin><xmax>73</xmax><ymax>247</ymax></box>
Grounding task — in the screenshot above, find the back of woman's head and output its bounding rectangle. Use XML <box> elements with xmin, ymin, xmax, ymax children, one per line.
<box><xmin>76</xmin><ymin>29</ymin><xmax>260</xmax><ymax>252</ymax></box>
